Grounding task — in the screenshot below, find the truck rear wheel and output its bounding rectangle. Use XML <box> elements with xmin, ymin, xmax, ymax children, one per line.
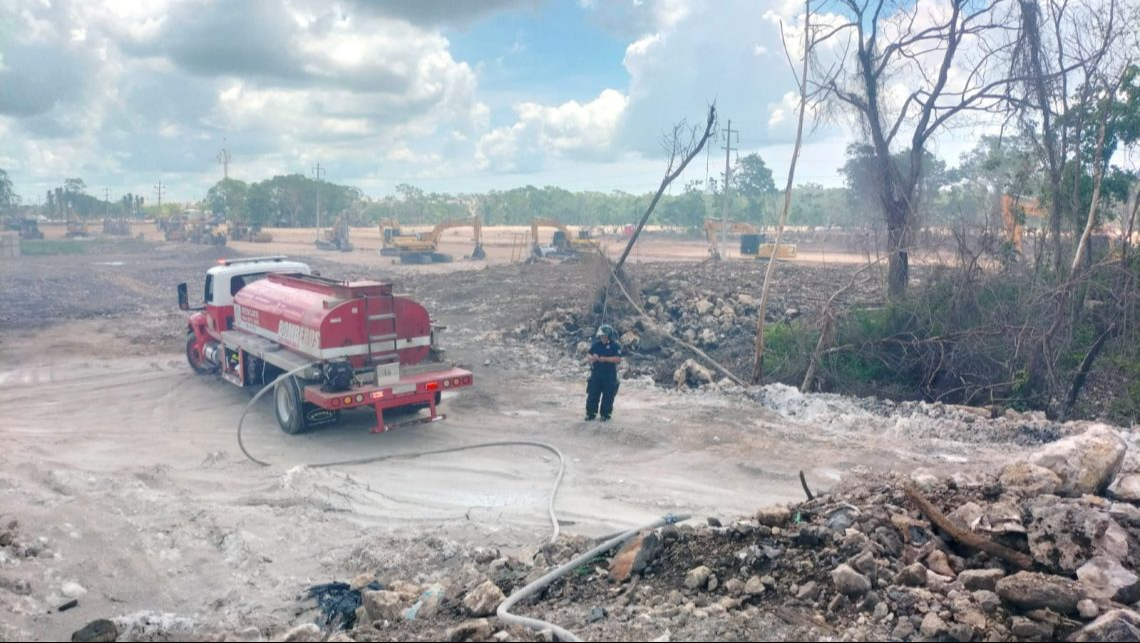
<box><xmin>273</xmin><ymin>376</ymin><xmax>340</xmax><ymax>435</ymax></box>
<box><xmin>274</xmin><ymin>376</ymin><xmax>309</xmax><ymax>435</ymax></box>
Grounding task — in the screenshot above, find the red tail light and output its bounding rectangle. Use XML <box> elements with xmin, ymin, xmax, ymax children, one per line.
<box><xmin>425</xmin><ymin>381</ymin><xmax>440</xmax><ymax>391</ymax></box>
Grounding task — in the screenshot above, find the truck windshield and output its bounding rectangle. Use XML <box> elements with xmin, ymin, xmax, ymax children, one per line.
<box><xmin>204</xmin><ymin>275</ymin><xmax>213</xmax><ymax>304</ymax></box>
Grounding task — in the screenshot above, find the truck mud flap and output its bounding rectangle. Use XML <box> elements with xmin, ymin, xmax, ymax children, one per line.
<box><xmin>305</xmin><ymin>407</ymin><xmax>340</xmax><ymax>426</ymax></box>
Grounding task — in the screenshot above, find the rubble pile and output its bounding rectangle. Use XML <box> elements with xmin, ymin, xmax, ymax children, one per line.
<box><xmin>192</xmin><ymin>423</ymin><xmax>1140</xmax><ymax>642</ymax></box>
<box><xmin>522</xmin><ymin>262</ymin><xmax>878</xmax><ymax>389</ymax></box>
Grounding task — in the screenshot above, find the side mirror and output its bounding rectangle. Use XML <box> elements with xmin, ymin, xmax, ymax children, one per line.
<box><xmin>177</xmin><ymin>282</ymin><xmax>189</xmax><ymax>311</ymax></box>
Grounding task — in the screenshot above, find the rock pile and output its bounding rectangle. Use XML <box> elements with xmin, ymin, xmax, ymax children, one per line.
<box><xmin>242</xmin><ymin>422</ymin><xmax>1140</xmax><ymax>642</ymax></box>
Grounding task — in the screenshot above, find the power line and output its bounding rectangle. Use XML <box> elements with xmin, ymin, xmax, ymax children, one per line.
<box><xmin>719</xmin><ymin>119</ymin><xmax>739</xmax><ymax>259</ymax></box>
<box><xmin>217</xmin><ymin>142</ymin><xmax>231</xmax><ymax>180</ymax></box>
<box><xmin>312</xmin><ymin>162</ymin><xmax>325</xmax><ymax>238</ymax></box>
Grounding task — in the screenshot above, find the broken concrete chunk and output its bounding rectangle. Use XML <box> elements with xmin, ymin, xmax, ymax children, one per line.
<box><xmin>831</xmin><ymin>564</ymin><xmax>872</xmax><ymax>597</ymax></box>
<box><xmin>609</xmin><ymin>531</ymin><xmax>662</xmax><ymax>583</ymax></box>
<box><xmin>755</xmin><ymin>505</ymin><xmax>792</xmax><ymax>527</ymax></box>
<box><xmin>1070</xmin><ymin>609</ymin><xmax>1140</xmax><ymax>642</ymax></box>
<box><xmin>1028</xmin><ymin>498</ymin><xmax>1129</xmax><ymax>572</ymax></box>
<box><xmin>896</xmin><ymin>563</ymin><xmax>927</xmax><ymax>587</ymax></box>
<box><xmin>673</xmin><ymin>359</ymin><xmax>713</xmax><ymax>388</ymax></box>
<box><xmin>362</xmin><ymin>589</ymin><xmax>404</xmax><ymax>622</ymax></box>
<box><xmin>445</xmin><ymin>619</ymin><xmax>494</xmax><ymax>642</ymax></box>
<box><xmin>1076</xmin><ymin>556</ymin><xmax>1140</xmax><ymax>604</ymax></box>
<box><xmin>71</xmin><ymin>620</ymin><xmax>118</xmax><ymax>643</ymax></box>
<box><xmin>1000</xmin><ymin>462</ymin><xmax>1063</xmax><ymax>497</ymax></box>
<box><xmin>926</xmin><ymin>550</ymin><xmax>956</xmax><ymax>578</ymax></box>
<box><xmin>684</xmin><ymin>566</ymin><xmax>712</xmax><ymax>591</ymax></box>
<box><xmin>1027</xmin><ymin>424</ymin><xmax>1126</xmax><ymax>496</ymax></box>
<box><xmin>463</xmin><ymin>580</ymin><xmax>505</xmax><ymax>617</ymax></box>
<box><xmin>958</xmin><ymin>569</ymin><xmax>1005</xmax><ymax>592</ymax></box>
<box><xmin>995</xmin><ymin>571</ymin><xmax>1086</xmax><ymax>613</ymax></box>
<box><xmin>1107</xmin><ymin>473</ymin><xmax>1140</xmax><ymax>503</ymax></box>
<box><xmin>280</xmin><ymin>623</ymin><xmax>322</xmax><ymax>642</ymax></box>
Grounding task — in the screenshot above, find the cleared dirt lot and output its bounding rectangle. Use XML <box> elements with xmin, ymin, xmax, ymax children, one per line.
<box><xmin>0</xmin><ymin>236</ymin><xmax>1067</xmax><ymax>640</ymax></box>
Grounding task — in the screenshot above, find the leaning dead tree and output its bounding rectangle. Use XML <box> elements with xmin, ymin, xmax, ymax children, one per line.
<box><xmin>813</xmin><ymin>0</ymin><xmax>1019</xmax><ymax>297</ymax></box>
<box><xmin>612</xmin><ymin>105</ymin><xmax>718</xmax><ymax>277</ymax></box>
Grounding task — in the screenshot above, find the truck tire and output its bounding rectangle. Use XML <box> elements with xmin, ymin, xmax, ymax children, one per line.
<box><xmin>274</xmin><ymin>376</ymin><xmax>309</xmax><ymax>435</ymax></box>
<box><xmin>185</xmin><ymin>332</ymin><xmax>214</xmax><ymax>375</ymax></box>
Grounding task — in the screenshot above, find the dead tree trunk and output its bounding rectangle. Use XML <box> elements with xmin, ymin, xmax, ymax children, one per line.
<box><xmin>753</xmin><ymin>0</ymin><xmax>812</xmax><ymax>384</ymax></box>
<box><xmin>612</xmin><ymin>106</ymin><xmax>718</xmax><ymax>278</ymax></box>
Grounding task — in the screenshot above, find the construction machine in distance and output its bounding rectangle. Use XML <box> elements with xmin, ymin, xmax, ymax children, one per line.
<box><xmin>229</xmin><ymin>221</ymin><xmax>273</xmax><ymax>243</ymax></box>
<box><xmin>316</xmin><ymin>214</ymin><xmax>354</xmax><ymax>252</ymax></box>
<box><xmin>530</xmin><ymin>218</ymin><xmax>596</xmax><ymax>258</ymax></box>
<box><xmin>703</xmin><ymin>218</ymin><xmax>796</xmax><ymax>261</ymax></box>
<box><xmin>65</xmin><ymin>213</ymin><xmax>90</xmax><ymax>238</ymax></box>
<box><xmin>1001</xmin><ymin>194</ymin><xmax>1046</xmax><ymax>254</ymax></box>
<box><xmin>378</xmin><ymin>219</ymin><xmax>416</xmax><ymax>255</ymax></box>
<box><xmin>381</xmin><ymin>215</ymin><xmax>485</xmax><ymax>264</ymax></box>
<box><xmin>5</xmin><ymin>217</ymin><xmax>44</xmax><ymax>240</ymax></box>
<box><xmin>102</xmin><ymin>218</ymin><xmax>133</xmax><ymax>237</ymax></box>
<box><xmin>190</xmin><ymin>217</ymin><xmax>228</xmax><ymax>246</ymax></box>
<box><xmin>177</xmin><ymin>256</ymin><xmax>472</xmax><ymax>434</ymax></box>
<box><xmin>162</xmin><ymin>214</ymin><xmax>189</xmax><ymax>242</ymax></box>
<box><xmin>704</xmin><ymin>219</ymin><xmax>762</xmax><ymax>259</ymax></box>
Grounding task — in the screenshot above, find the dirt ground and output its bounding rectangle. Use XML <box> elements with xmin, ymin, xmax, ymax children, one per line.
<box><xmin>0</xmin><ymin>234</ymin><xmax>1093</xmax><ymax>641</ymax></box>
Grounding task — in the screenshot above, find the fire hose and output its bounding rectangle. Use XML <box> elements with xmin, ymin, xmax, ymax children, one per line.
<box><xmin>236</xmin><ymin>365</ymin><xmax>567</xmax><ymax>543</ymax></box>
<box><xmin>496</xmin><ymin>513</ymin><xmax>689</xmax><ymax>642</ymax></box>
<box><xmin>236</xmin><ymin>367</ymin><xmax>689</xmax><ymax>641</ymax></box>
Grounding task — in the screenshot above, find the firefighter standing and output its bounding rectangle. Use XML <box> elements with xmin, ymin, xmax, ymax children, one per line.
<box><xmin>585</xmin><ymin>324</ymin><xmax>623</xmax><ymax>421</ymax></box>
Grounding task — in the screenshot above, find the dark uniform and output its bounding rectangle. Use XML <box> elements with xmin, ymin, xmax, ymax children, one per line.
<box><xmin>586</xmin><ymin>337</ymin><xmax>622</xmax><ymax>420</ymax></box>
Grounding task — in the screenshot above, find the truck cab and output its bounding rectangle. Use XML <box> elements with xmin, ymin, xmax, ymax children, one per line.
<box><xmin>180</xmin><ymin>256</ymin><xmax>311</xmax><ymax>337</ymax></box>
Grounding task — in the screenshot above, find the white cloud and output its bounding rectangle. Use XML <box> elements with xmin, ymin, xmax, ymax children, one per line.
<box><xmin>0</xmin><ymin>0</ymin><xmax>493</xmax><ymax>200</ymax></box>
<box><xmin>475</xmin><ymin>89</ymin><xmax>629</xmax><ymax>172</ymax></box>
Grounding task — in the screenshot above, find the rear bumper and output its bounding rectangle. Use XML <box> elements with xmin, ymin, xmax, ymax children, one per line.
<box><xmin>302</xmin><ymin>366</ymin><xmax>473</xmax><ymax>411</ymax></box>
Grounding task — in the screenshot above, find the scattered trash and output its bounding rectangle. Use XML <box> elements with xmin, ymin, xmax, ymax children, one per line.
<box><xmin>306</xmin><ymin>580</ymin><xmax>382</xmax><ymax>631</ymax></box>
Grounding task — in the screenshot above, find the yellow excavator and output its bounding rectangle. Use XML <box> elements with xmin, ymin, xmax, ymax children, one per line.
<box><xmin>1001</xmin><ymin>194</ymin><xmax>1046</xmax><ymax>254</ymax></box>
<box><xmin>704</xmin><ymin>219</ymin><xmax>760</xmax><ymax>259</ymax></box>
<box><xmin>383</xmin><ymin>215</ymin><xmax>484</xmax><ymax>263</ymax></box>
<box><xmin>530</xmin><ymin>218</ymin><xmax>596</xmax><ymax>258</ymax></box>
<box><xmin>378</xmin><ymin>218</ymin><xmax>417</xmax><ymax>256</ymax></box>
<box><xmin>65</xmin><ymin>211</ymin><xmax>90</xmax><ymax>238</ymax></box>
<box><xmin>316</xmin><ymin>214</ymin><xmax>353</xmax><ymax>252</ymax></box>
<box><xmin>228</xmin><ymin>221</ymin><xmax>273</xmax><ymax>243</ymax></box>
<box><xmin>704</xmin><ymin>218</ymin><xmax>795</xmax><ymax>261</ymax></box>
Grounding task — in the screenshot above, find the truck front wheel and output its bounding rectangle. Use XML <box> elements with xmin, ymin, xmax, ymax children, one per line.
<box><xmin>186</xmin><ymin>333</ymin><xmax>214</xmax><ymax>375</ymax></box>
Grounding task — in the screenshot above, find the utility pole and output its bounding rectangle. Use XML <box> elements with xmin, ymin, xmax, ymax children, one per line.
<box><xmin>312</xmin><ymin>162</ymin><xmax>324</xmax><ymax>240</ymax></box>
<box><xmin>154</xmin><ymin>182</ymin><xmax>165</xmax><ymax>216</ymax></box>
<box><xmin>103</xmin><ymin>188</ymin><xmax>111</xmax><ymax>218</ymax></box>
<box><xmin>217</xmin><ymin>144</ymin><xmax>231</xmax><ymax>180</ymax></box>
<box><xmin>720</xmin><ymin>119</ymin><xmax>738</xmax><ymax>260</ymax></box>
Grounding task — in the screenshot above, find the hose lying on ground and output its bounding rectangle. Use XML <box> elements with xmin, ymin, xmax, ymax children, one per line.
<box><xmin>497</xmin><ymin>513</ymin><xmax>690</xmax><ymax>642</ymax></box>
<box><xmin>236</xmin><ymin>365</ymin><xmax>567</xmax><ymax>544</ymax></box>
<box><xmin>237</xmin><ymin>371</ymin><xmax>692</xmax><ymax>640</ymax></box>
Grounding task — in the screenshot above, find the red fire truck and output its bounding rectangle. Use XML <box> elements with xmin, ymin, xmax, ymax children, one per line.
<box><xmin>178</xmin><ymin>256</ymin><xmax>473</xmax><ymax>434</ymax></box>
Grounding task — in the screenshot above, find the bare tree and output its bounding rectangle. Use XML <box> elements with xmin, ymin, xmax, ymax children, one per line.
<box><xmin>1010</xmin><ymin>0</ymin><xmax>1120</xmax><ymax>272</ymax></box>
<box><xmin>753</xmin><ymin>0</ymin><xmax>824</xmax><ymax>383</ymax></box>
<box><xmin>815</xmin><ymin>0</ymin><xmax>1019</xmax><ymax>297</ymax></box>
<box><xmin>612</xmin><ymin>105</ymin><xmax>718</xmax><ymax>276</ymax></box>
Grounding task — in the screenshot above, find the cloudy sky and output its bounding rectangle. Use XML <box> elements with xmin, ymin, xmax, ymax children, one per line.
<box><xmin>0</xmin><ymin>0</ymin><xmax>986</xmax><ymax>204</ymax></box>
